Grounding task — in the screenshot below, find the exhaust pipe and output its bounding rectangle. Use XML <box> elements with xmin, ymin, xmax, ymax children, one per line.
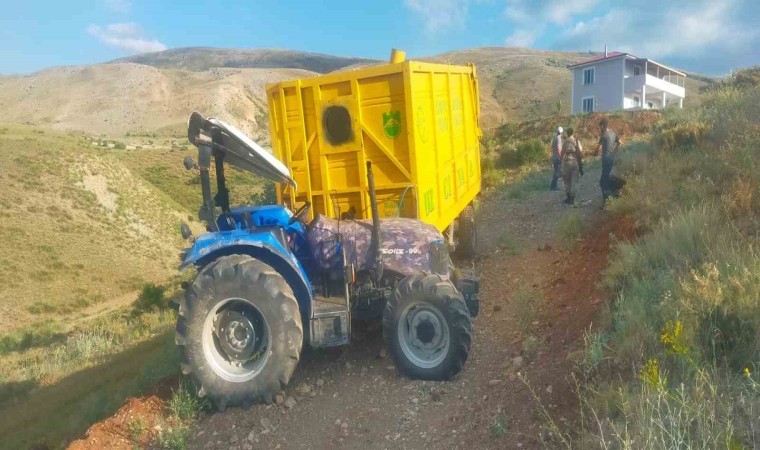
<box><xmin>366</xmin><ymin>161</ymin><xmax>383</xmax><ymax>282</ymax></box>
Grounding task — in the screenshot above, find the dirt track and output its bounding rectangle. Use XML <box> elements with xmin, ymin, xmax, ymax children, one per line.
<box><xmin>70</xmin><ymin>165</ymin><xmax>634</xmax><ymax>449</ymax></box>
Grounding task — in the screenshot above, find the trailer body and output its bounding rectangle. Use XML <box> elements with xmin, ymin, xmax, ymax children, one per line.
<box><xmin>266</xmin><ymin>57</ymin><xmax>481</xmax><ymax>233</ymax></box>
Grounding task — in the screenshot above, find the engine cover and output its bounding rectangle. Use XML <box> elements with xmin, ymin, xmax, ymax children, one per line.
<box><xmin>307</xmin><ymin>215</ymin><xmax>448</xmax><ymax>277</ymax></box>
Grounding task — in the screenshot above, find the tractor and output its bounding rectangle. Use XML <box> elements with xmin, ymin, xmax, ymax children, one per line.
<box><xmin>175</xmin><ymin>112</ymin><xmax>479</xmax><ymax>409</ymax></box>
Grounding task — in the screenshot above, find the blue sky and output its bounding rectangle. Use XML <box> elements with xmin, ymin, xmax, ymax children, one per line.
<box><xmin>2</xmin><ymin>0</ymin><xmax>757</xmax><ymax>75</ymax></box>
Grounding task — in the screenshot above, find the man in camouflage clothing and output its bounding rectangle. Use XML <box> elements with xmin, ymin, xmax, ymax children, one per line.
<box><xmin>560</xmin><ymin>127</ymin><xmax>583</xmax><ymax>205</ymax></box>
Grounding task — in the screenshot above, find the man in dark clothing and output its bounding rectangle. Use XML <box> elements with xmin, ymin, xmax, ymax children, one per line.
<box><xmin>550</xmin><ymin>127</ymin><xmax>563</xmax><ymax>190</ymax></box>
<box><xmin>595</xmin><ymin>118</ymin><xmax>623</xmax><ymax>206</ymax></box>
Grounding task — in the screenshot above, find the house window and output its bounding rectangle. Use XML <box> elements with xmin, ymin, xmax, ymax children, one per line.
<box><xmin>582</xmin><ymin>97</ymin><xmax>594</xmax><ymax>113</ymax></box>
<box><xmin>583</xmin><ymin>68</ymin><xmax>595</xmax><ymax>85</ymax></box>
<box><xmin>633</xmin><ymin>66</ymin><xmax>641</xmax><ymax>76</ymax></box>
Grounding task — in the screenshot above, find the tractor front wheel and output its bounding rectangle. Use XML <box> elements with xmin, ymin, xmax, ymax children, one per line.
<box><xmin>176</xmin><ymin>255</ymin><xmax>302</xmax><ymax>410</ymax></box>
<box><xmin>383</xmin><ymin>273</ymin><xmax>472</xmax><ymax>380</ymax></box>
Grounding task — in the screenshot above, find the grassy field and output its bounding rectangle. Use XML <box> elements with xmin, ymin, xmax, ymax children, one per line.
<box><xmin>0</xmin><ymin>125</ymin><xmax>269</xmax><ymax>448</ymax></box>
<box><xmin>570</xmin><ymin>68</ymin><xmax>760</xmax><ymax>449</ymax></box>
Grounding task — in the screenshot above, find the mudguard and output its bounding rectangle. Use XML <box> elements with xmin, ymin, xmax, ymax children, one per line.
<box><xmin>180</xmin><ymin>228</ymin><xmax>313</xmax><ymax>319</ymax></box>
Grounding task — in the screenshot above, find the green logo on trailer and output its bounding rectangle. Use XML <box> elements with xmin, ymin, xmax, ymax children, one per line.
<box><xmin>424</xmin><ymin>189</ymin><xmax>434</xmax><ymax>215</ymax></box>
<box><xmin>383</xmin><ymin>111</ymin><xmax>402</xmax><ymax>139</ymax></box>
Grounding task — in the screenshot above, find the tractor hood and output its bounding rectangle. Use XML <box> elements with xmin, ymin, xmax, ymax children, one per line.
<box><xmin>187</xmin><ymin>112</ymin><xmax>296</xmax><ymax>188</ymax></box>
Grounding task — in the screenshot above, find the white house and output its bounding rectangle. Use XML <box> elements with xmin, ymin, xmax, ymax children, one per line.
<box><xmin>569</xmin><ymin>51</ymin><xmax>686</xmax><ymax>114</ymax></box>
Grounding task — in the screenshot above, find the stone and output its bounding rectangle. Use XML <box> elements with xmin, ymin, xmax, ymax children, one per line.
<box><xmin>512</xmin><ymin>356</ymin><xmax>524</xmax><ymax>368</ymax></box>
<box><xmin>285</xmin><ymin>397</ymin><xmax>297</xmax><ymax>409</ymax></box>
<box><xmin>275</xmin><ymin>394</ymin><xmax>285</xmax><ymax>405</ymax></box>
<box><xmin>247</xmin><ymin>431</ymin><xmax>256</xmax><ymax>443</ymax></box>
<box><xmin>230</xmin><ymin>434</ymin><xmax>239</xmax><ymax>443</ymax></box>
<box><xmin>260</xmin><ymin>418</ymin><xmax>272</xmax><ymax>431</ymax></box>
<box><xmin>316</xmin><ymin>378</ymin><xmax>325</xmax><ymax>387</ymax></box>
<box><xmin>488</xmin><ymin>379</ymin><xmax>502</xmax><ymax>386</ymax></box>
<box><xmin>378</xmin><ymin>347</ymin><xmax>387</xmax><ymax>358</ymax></box>
<box><xmin>546</xmin><ymin>385</ymin><xmax>553</xmax><ymax>394</ymax></box>
<box><xmin>297</xmin><ymin>384</ymin><xmax>311</xmax><ymax>395</ymax></box>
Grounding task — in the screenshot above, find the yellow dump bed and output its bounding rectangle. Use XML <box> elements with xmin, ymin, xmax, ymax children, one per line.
<box><xmin>266</xmin><ymin>56</ymin><xmax>481</xmax><ymax>233</ymax></box>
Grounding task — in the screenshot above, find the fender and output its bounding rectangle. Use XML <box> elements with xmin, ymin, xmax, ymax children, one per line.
<box><xmin>180</xmin><ymin>228</ymin><xmax>313</xmax><ymax>319</ymax></box>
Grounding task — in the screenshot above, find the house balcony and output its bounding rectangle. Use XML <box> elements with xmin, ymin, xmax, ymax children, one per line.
<box><xmin>624</xmin><ymin>74</ymin><xmax>685</xmax><ymax>98</ymax></box>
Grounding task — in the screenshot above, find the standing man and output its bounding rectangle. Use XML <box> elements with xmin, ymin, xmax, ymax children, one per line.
<box><xmin>596</xmin><ymin>118</ymin><xmax>622</xmax><ymax>207</ymax></box>
<box><xmin>561</xmin><ymin>127</ymin><xmax>583</xmax><ymax>205</ymax></box>
<box><xmin>550</xmin><ymin>126</ymin><xmax>563</xmax><ymax>190</ymax></box>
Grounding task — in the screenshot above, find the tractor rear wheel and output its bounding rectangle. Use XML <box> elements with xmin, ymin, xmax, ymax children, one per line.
<box><xmin>176</xmin><ymin>255</ymin><xmax>302</xmax><ymax>410</ymax></box>
<box><xmin>455</xmin><ymin>204</ymin><xmax>477</xmax><ymax>259</ymax></box>
<box><xmin>383</xmin><ymin>273</ymin><xmax>472</xmax><ymax>380</ymax></box>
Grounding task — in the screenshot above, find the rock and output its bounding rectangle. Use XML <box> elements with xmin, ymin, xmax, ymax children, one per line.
<box><xmin>297</xmin><ymin>384</ymin><xmax>312</xmax><ymax>395</ymax></box>
<box><xmin>508</xmin><ymin>373</ymin><xmax>518</xmax><ymax>382</ymax></box>
<box><xmin>243</xmin><ymin>443</ymin><xmax>253</xmax><ymax>450</ymax></box>
<box><xmin>285</xmin><ymin>396</ymin><xmax>297</xmax><ymax>409</ymax></box>
<box><xmin>431</xmin><ymin>391</ymin><xmax>442</xmax><ymax>402</ymax></box>
<box><xmin>341</xmin><ymin>421</ymin><xmax>349</xmax><ymax>430</ymax></box>
<box><xmin>260</xmin><ymin>418</ymin><xmax>272</xmax><ymax>431</ymax></box>
<box><xmin>512</xmin><ymin>356</ymin><xmax>524</xmax><ymax>368</ymax></box>
<box><xmin>247</xmin><ymin>431</ymin><xmax>256</xmax><ymax>443</ymax></box>
<box><xmin>335</xmin><ymin>419</ymin><xmax>342</xmax><ymax>425</ymax></box>
<box><xmin>275</xmin><ymin>393</ymin><xmax>285</xmax><ymax>405</ymax></box>
<box><xmin>378</xmin><ymin>347</ymin><xmax>387</xmax><ymax>358</ymax></box>
<box><xmin>488</xmin><ymin>379</ymin><xmax>502</xmax><ymax>386</ymax></box>
<box><xmin>546</xmin><ymin>385</ymin><xmax>553</xmax><ymax>394</ymax></box>
<box><xmin>204</xmin><ymin>442</ymin><xmax>214</xmax><ymax>449</ymax></box>
<box><xmin>230</xmin><ymin>434</ymin><xmax>239</xmax><ymax>443</ymax></box>
<box><xmin>411</xmin><ymin>397</ymin><xmax>419</xmax><ymax>404</ymax></box>
<box><xmin>316</xmin><ymin>378</ymin><xmax>325</xmax><ymax>387</ymax></box>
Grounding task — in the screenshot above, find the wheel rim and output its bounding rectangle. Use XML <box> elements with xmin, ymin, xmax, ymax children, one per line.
<box><xmin>202</xmin><ymin>298</ymin><xmax>270</xmax><ymax>382</ymax></box>
<box><xmin>397</xmin><ymin>302</ymin><xmax>450</xmax><ymax>369</ymax></box>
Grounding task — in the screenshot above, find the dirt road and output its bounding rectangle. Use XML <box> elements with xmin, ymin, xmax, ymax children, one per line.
<box><xmin>70</xmin><ymin>166</ymin><xmax>634</xmax><ymax>449</ymax></box>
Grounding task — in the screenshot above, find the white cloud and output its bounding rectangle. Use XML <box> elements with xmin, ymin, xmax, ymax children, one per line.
<box><xmin>403</xmin><ymin>0</ymin><xmax>471</xmax><ymax>34</ymax></box>
<box><xmin>504</xmin><ymin>29</ymin><xmax>537</xmax><ymax>47</ymax></box>
<box><xmin>504</xmin><ymin>0</ymin><xmax>599</xmax><ymax>47</ymax></box>
<box><xmin>104</xmin><ymin>0</ymin><xmax>131</xmax><ymax>13</ymax></box>
<box><xmin>557</xmin><ymin>0</ymin><xmax>757</xmax><ymax>60</ymax></box>
<box><xmin>87</xmin><ymin>23</ymin><xmax>167</xmax><ymax>54</ymax></box>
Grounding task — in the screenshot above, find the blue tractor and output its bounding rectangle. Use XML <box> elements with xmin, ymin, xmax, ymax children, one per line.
<box><xmin>176</xmin><ymin>113</ymin><xmax>479</xmax><ymax>409</ymax></box>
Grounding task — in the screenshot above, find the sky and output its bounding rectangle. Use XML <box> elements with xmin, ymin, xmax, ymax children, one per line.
<box><xmin>1</xmin><ymin>0</ymin><xmax>758</xmax><ymax>75</ymax></box>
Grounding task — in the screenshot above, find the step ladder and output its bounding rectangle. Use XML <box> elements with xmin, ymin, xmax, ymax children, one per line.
<box><xmin>311</xmin><ymin>296</ymin><xmax>350</xmax><ymax>347</ymax></box>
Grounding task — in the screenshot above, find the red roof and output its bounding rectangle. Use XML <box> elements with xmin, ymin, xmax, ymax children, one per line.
<box><xmin>568</xmin><ymin>52</ymin><xmax>627</xmax><ymax>68</ymax></box>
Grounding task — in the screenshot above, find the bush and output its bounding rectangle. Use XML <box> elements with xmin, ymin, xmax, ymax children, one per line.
<box><xmin>132</xmin><ymin>283</ymin><xmax>167</xmax><ymax>313</ymax></box>
<box><xmin>515</xmin><ymin>139</ymin><xmax>546</xmax><ymax>165</ymax></box>
<box><xmin>496</xmin><ymin>148</ymin><xmax>521</xmax><ymax>168</ymax></box>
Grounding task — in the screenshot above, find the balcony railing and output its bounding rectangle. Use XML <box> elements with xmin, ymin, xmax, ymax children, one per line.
<box><xmin>624</xmin><ymin>74</ymin><xmax>685</xmax><ymax>98</ymax></box>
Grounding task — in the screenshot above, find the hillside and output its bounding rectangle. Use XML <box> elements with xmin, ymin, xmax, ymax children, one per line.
<box><xmin>112</xmin><ymin>47</ymin><xmax>377</xmax><ymax>73</ymax></box>
<box><xmin>0</xmin><ymin>64</ymin><xmax>316</xmax><ymax>140</ymax></box>
<box><xmin>0</xmin><ymin>125</ymin><xmax>266</xmax><ymax>333</ymax></box>
<box><xmin>0</xmin><ymin>47</ymin><xmax>712</xmax><ymax>139</ymax></box>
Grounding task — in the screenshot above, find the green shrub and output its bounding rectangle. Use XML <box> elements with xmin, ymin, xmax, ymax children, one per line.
<box><xmin>132</xmin><ymin>283</ymin><xmax>167</xmax><ymax>313</ymax></box>
<box><xmin>515</xmin><ymin>139</ymin><xmax>546</xmax><ymax>165</ymax></box>
<box><xmin>556</xmin><ymin>211</ymin><xmax>584</xmax><ymax>248</ymax></box>
<box><xmin>497</xmin><ymin>148</ymin><xmax>521</xmax><ymax>168</ymax></box>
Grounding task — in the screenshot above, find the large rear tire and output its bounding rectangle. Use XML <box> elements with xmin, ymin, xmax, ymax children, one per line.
<box><xmin>176</xmin><ymin>255</ymin><xmax>302</xmax><ymax>410</ymax></box>
<box><xmin>383</xmin><ymin>273</ymin><xmax>472</xmax><ymax>380</ymax></box>
<box><xmin>456</xmin><ymin>204</ymin><xmax>477</xmax><ymax>259</ymax></box>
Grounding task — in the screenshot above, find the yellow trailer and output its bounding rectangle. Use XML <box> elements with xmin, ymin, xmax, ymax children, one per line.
<box><xmin>266</xmin><ymin>49</ymin><xmax>482</xmax><ymax>255</ymax></box>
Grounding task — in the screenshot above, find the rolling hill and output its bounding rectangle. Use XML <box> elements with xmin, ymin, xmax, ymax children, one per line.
<box><xmin>0</xmin><ymin>47</ymin><xmax>712</xmax><ymax>140</ymax></box>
